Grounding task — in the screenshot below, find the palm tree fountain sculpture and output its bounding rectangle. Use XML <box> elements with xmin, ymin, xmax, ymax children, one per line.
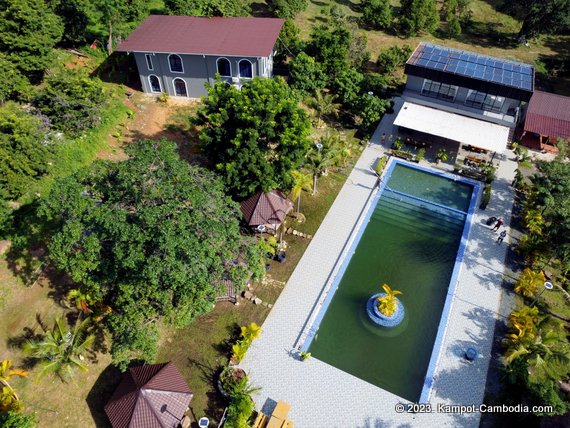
<box><xmin>367</xmin><ymin>284</ymin><xmax>405</xmax><ymax>327</ymax></box>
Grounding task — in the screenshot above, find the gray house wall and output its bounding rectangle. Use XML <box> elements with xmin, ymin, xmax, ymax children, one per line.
<box><xmin>133</xmin><ymin>52</ymin><xmax>273</xmax><ymax>98</ymax></box>
<box><xmin>404</xmin><ymin>75</ymin><xmax>522</xmax><ymax>127</ymax></box>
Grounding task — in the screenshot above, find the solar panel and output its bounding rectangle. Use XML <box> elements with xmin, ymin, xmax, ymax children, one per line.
<box><xmin>408</xmin><ymin>42</ymin><xmax>534</xmax><ymax>91</ymax></box>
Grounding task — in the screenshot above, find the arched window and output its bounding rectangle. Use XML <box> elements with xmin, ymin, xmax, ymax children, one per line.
<box><xmin>217</xmin><ymin>58</ymin><xmax>231</xmax><ymax>77</ymax></box>
<box><xmin>168</xmin><ymin>54</ymin><xmax>184</xmax><ymax>73</ymax></box>
<box><xmin>238</xmin><ymin>59</ymin><xmax>253</xmax><ymax>79</ymax></box>
<box><xmin>173</xmin><ymin>78</ymin><xmax>188</xmax><ymax>97</ymax></box>
<box><xmin>148</xmin><ymin>75</ymin><xmax>162</xmax><ymax>93</ymax></box>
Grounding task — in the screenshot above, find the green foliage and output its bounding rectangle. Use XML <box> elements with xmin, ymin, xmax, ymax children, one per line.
<box><xmin>374</xmin><ymin>156</ymin><xmax>387</xmax><ymax>175</ymax></box>
<box><xmin>333</xmin><ymin>68</ymin><xmax>364</xmax><ymax>112</ymax></box>
<box><xmin>307</xmin><ymin>90</ymin><xmax>341</xmax><ymax>126</ymax></box>
<box><xmin>231</xmin><ymin>323</ymin><xmax>262</xmax><ymax>363</ymax></box>
<box><xmin>196</xmin><ymin>77</ymin><xmax>311</xmax><ymax>197</ymax></box>
<box><xmin>269</xmin><ymin>0</ymin><xmax>308</xmax><ymax>18</ymax></box>
<box><xmin>376</xmin><ymin>284</ymin><xmax>402</xmax><ymax>317</ymax></box>
<box><xmin>0</xmin><ymin>54</ymin><xmax>31</xmax><ymax>104</ymax></box>
<box><xmin>362</xmin><ymin>73</ymin><xmax>389</xmax><ymax>96</ymax></box>
<box><xmin>164</xmin><ymin>0</ymin><xmax>249</xmax><ymax>16</ymax></box>
<box><xmin>276</xmin><ymin>20</ymin><xmax>302</xmax><ymax>62</ymax></box>
<box><xmin>376</xmin><ymin>45</ymin><xmax>413</xmax><ymax>74</ymax></box>
<box><xmin>480</xmin><ymin>183</ymin><xmax>492</xmax><ymax>209</ymax></box>
<box><xmin>514</xmin><ymin>268</ymin><xmax>545</xmax><ymax>298</ymax></box>
<box><xmin>0</xmin><ymin>412</ymin><xmax>37</xmax><ymax>428</ymax></box>
<box><xmin>416</xmin><ymin>147</ymin><xmax>426</xmax><ymax>161</ymax></box>
<box><xmin>224</xmin><ymin>378</ymin><xmax>257</xmax><ymax>428</ymax></box>
<box><xmin>23</xmin><ymin>317</ymin><xmax>95</xmax><ymax>382</ymax></box>
<box><xmin>289</xmin><ymin>52</ymin><xmax>327</xmax><ymax>94</ymax></box>
<box><xmin>446</xmin><ymin>15</ymin><xmax>462</xmax><ymax>38</ymax></box>
<box><xmin>514</xmin><ymin>0</ymin><xmax>570</xmax><ymax>38</ymax></box>
<box><xmin>52</xmin><ymin>0</ymin><xmax>91</xmax><ymax>46</ymax></box>
<box><xmin>0</xmin><ymin>102</ymin><xmax>53</xmax><ymax>199</ymax></box>
<box><xmin>306</xmin><ymin>26</ymin><xmax>351</xmax><ymax>81</ymax></box>
<box><xmin>361</xmin><ymin>0</ymin><xmax>393</xmax><ymax>30</ymax></box>
<box><xmin>398</xmin><ymin>0</ymin><xmax>439</xmax><ymax>36</ymax></box>
<box><xmin>356</xmin><ymin>93</ymin><xmax>389</xmax><ymax>131</ymax></box>
<box><xmin>289</xmin><ymin>170</ymin><xmax>312</xmax><ymax>212</ymax></box>
<box><xmin>435</xmin><ymin>147</ymin><xmax>449</xmax><ymax>162</ymax></box>
<box><xmin>0</xmin><ymin>0</ymin><xmax>63</xmax><ymax>82</ymax></box>
<box><xmin>33</xmin><ymin>69</ymin><xmax>107</xmax><ymax>136</ymax></box>
<box><xmin>347</xmin><ymin>28</ymin><xmax>371</xmax><ymax>70</ymax></box>
<box><xmin>41</xmin><ymin>139</ymin><xmax>263</xmax><ymax>367</ymax></box>
<box><xmin>442</xmin><ymin>0</ymin><xmax>458</xmax><ymax>21</ymax></box>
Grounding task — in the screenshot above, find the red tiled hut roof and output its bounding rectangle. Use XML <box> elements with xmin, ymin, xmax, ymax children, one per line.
<box><xmin>104</xmin><ymin>362</ymin><xmax>193</xmax><ymax>428</ymax></box>
<box><xmin>240</xmin><ymin>190</ymin><xmax>293</xmax><ymax>227</ymax></box>
<box><xmin>524</xmin><ymin>90</ymin><xmax>570</xmax><ymax>139</ymax></box>
<box><xmin>116</xmin><ymin>15</ymin><xmax>285</xmax><ymax>57</ymax></box>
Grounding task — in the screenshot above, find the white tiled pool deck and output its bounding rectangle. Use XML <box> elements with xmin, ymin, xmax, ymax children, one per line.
<box><xmin>241</xmin><ymin>105</ymin><xmax>517</xmax><ymax>427</ymax></box>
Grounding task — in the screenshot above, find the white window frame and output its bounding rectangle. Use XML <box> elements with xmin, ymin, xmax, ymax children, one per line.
<box><xmin>216</xmin><ymin>57</ymin><xmax>232</xmax><ymax>77</ymax></box>
<box><xmin>238</xmin><ymin>59</ymin><xmax>254</xmax><ymax>79</ymax></box>
<box><xmin>173</xmin><ymin>78</ymin><xmax>188</xmax><ymax>97</ymax></box>
<box><xmin>168</xmin><ymin>54</ymin><xmax>184</xmax><ymax>73</ymax></box>
<box><xmin>148</xmin><ymin>74</ymin><xmax>162</xmax><ymax>93</ymax></box>
<box><xmin>145</xmin><ymin>54</ymin><xmax>153</xmax><ymax>71</ymax></box>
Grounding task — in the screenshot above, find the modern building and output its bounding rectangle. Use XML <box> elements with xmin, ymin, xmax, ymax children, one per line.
<box><xmin>116</xmin><ymin>15</ymin><xmax>284</xmax><ymax>98</ymax></box>
<box><xmin>521</xmin><ymin>90</ymin><xmax>570</xmax><ymax>152</ymax></box>
<box><xmin>395</xmin><ymin>42</ymin><xmax>535</xmax><ymax>153</ymax></box>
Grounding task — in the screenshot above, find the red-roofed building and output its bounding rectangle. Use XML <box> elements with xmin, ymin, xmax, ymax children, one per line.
<box><xmin>522</xmin><ymin>90</ymin><xmax>570</xmax><ymax>152</ymax></box>
<box><xmin>116</xmin><ymin>15</ymin><xmax>284</xmax><ymax>98</ymax></box>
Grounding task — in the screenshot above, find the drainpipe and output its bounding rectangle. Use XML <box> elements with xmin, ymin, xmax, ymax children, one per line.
<box><xmin>203</xmin><ymin>55</ymin><xmax>211</xmax><ymax>87</ymax></box>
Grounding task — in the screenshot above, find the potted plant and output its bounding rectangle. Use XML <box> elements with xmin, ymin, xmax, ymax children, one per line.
<box><xmin>416</xmin><ymin>148</ymin><xmax>426</xmax><ymax>162</ymax></box>
<box><xmin>435</xmin><ymin>148</ymin><xmax>449</xmax><ymax>163</ymax></box>
<box><xmin>299</xmin><ymin>351</ymin><xmax>311</xmax><ymax>361</ymax></box>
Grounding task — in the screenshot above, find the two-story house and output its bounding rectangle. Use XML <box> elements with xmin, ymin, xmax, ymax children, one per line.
<box><xmin>394</xmin><ymin>42</ymin><xmax>534</xmax><ymax>153</ymax></box>
<box><xmin>116</xmin><ymin>15</ymin><xmax>285</xmax><ymax>98</ymax></box>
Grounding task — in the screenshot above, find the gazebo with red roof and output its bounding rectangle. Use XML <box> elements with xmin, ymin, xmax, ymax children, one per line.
<box><xmin>522</xmin><ymin>90</ymin><xmax>570</xmax><ymax>152</ymax></box>
<box><xmin>240</xmin><ymin>190</ymin><xmax>293</xmax><ymax>232</ymax></box>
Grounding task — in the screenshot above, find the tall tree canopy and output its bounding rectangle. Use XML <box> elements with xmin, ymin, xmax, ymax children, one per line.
<box><xmin>196</xmin><ymin>77</ymin><xmax>312</xmax><ymax>197</ymax></box>
<box><xmin>500</xmin><ymin>0</ymin><xmax>570</xmax><ymax>38</ymax></box>
<box><xmin>0</xmin><ymin>103</ymin><xmax>52</xmax><ymax>199</ymax></box>
<box><xmin>0</xmin><ymin>0</ymin><xmax>63</xmax><ymax>82</ymax></box>
<box><xmin>305</xmin><ymin>26</ymin><xmax>351</xmax><ymax>81</ymax></box>
<box><xmin>40</xmin><ymin>139</ymin><xmax>263</xmax><ymax>367</ymax></box>
<box><xmin>0</xmin><ymin>54</ymin><xmax>30</xmax><ymax>104</ymax></box>
<box><xmin>398</xmin><ymin>0</ymin><xmax>439</xmax><ymax>36</ymax></box>
<box><xmin>164</xmin><ymin>0</ymin><xmax>249</xmax><ymax>16</ymax></box>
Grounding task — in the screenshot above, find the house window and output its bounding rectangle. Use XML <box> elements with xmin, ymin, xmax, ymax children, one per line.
<box><xmin>145</xmin><ymin>54</ymin><xmax>153</xmax><ymax>70</ymax></box>
<box><xmin>169</xmin><ymin>54</ymin><xmax>184</xmax><ymax>73</ymax></box>
<box><xmin>148</xmin><ymin>75</ymin><xmax>161</xmax><ymax>93</ymax></box>
<box><xmin>217</xmin><ymin>58</ymin><xmax>231</xmax><ymax>77</ymax></box>
<box><xmin>238</xmin><ymin>60</ymin><xmax>253</xmax><ymax>79</ymax></box>
<box><xmin>421</xmin><ymin>79</ymin><xmax>457</xmax><ymax>102</ymax></box>
<box><xmin>465</xmin><ymin>90</ymin><xmax>505</xmax><ymax>112</ymax></box>
<box><xmin>173</xmin><ymin>78</ymin><xmax>188</xmax><ymax>97</ymax></box>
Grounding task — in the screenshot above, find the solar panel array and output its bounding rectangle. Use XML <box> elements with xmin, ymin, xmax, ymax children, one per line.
<box><xmin>407</xmin><ymin>43</ymin><xmax>533</xmax><ymax>91</ymax></box>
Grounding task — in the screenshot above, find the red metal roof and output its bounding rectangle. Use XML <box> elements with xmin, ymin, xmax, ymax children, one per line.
<box><xmin>524</xmin><ymin>90</ymin><xmax>570</xmax><ymax>139</ymax></box>
<box><xmin>104</xmin><ymin>362</ymin><xmax>193</xmax><ymax>428</ymax></box>
<box><xmin>240</xmin><ymin>190</ymin><xmax>293</xmax><ymax>227</ymax></box>
<box><xmin>116</xmin><ymin>15</ymin><xmax>285</xmax><ymax>57</ymax></box>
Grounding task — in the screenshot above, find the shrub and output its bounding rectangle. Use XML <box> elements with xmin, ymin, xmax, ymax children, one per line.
<box><xmin>377</xmin><ymin>45</ymin><xmax>413</xmax><ymax>74</ymax></box>
<box><xmin>289</xmin><ymin>52</ymin><xmax>327</xmax><ymax>94</ymax></box>
<box><xmin>480</xmin><ymin>183</ymin><xmax>492</xmax><ymax>209</ymax></box>
<box><xmin>0</xmin><ymin>412</ymin><xmax>37</xmax><ymax>428</ymax></box>
<box><xmin>361</xmin><ymin>0</ymin><xmax>393</xmax><ymax>29</ymax></box>
<box><xmin>269</xmin><ymin>0</ymin><xmax>308</xmax><ymax>18</ymax></box>
<box><xmin>398</xmin><ymin>0</ymin><xmax>439</xmax><ymax>36</ymax></box>
<box><xmin>356</xmin><ymin>93</ymin><xmax>389</xmax><ymax>131</ymax></box>
<box><xmin>33</xmin><ymin>69</ymin><xmax>107</xmax><ymax>136</ymax></box>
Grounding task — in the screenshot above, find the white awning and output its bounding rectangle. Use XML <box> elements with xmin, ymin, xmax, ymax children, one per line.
<box><xmin>394</xmin><ymin>102</ymin><xmax>510</xmax><ymax>153</ymax></box>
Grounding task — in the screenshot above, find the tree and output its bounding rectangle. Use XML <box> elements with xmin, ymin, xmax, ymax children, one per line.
<box><xmin>0</xmin><ymin>412</ymin><xmax>37</xmax><ymax>428</ymax></box>
<box><xmin>442</xmin><ymin>0</ymin><xmax>458</xmax><ymax>20</ymax></box>
<box><xmin>361</xmin><ymin>0</ymin><xmax>392</xmax><ymax>30</ymax></box>
<box><xmin>0</xmin><ymin>103</ymin><xmax>53</xmax><ymax>199</ymax></box>
<box><xmin>289</xmin><ymin>52</ymin><xmax>327</xmax><ymax>95</ymax></box>
<box><xmin>275</xmin><ymin>19</ymin><xmax>302</xmax><ymax>62</ymax></box>
<box><xmin>0</xmin><ymin>360</ymin><xmax>28</xmax><ymax>413</ymax></box>
<box><xmin>196</xmin><ymin>78</ymin><xmax>311</xmax><ymax>197</ymax></box>
<box><xmin>51</xmin><ymin>0</ymin><xmax>91</xmax><ymax>46</ymax></box>
<box><xmin>0</xmin><ymin>55</ymin><xmax>30</xmax><ymax>104</ymax></box>
<box><xmin>307</xmin><ymin>90</ymin><xmax>340</xmax><ymax>127</ymax></box>
<box><xmin>164</xmin><ymin>0</ymin><xmax>248</xmax><ymax>16</ymax></box>
<box><xmin>33</xmin><ymin>69</ymin><xmax>107</xmax><ymax>136</ymax></box>
<box><xmin>23</xmin><ymin>317</ymin><xmax>95</xmax><ymax>382</ymax></box>
<box><xmin>446</xmin><ymin>15</ymin><xmax>462</xmax><ymax>37</ymax></box>
<box><xmin>333</xmin><ymin>67</ymin><xmax>364</xmax><ymax>112</ymax></box>
<box><xmin>305</xmin><ymin>133</ymin><xmax>341</xmax><ymax>194</ymax></box>
<box><xmin>377</xmin><ymin>45</ymin><xmax>413</xmax><ymax>74</ymax></box>
<box><xmin>269</xmin><ymin>0</ymin><xmax>308</xmax><ymax>18</ymax></box>
<box><xmin>289</xmin><ymin>170</ymin><xmax>312</xmax><ymax>213</ymax></box>
<box><xmin>356</xmin><ymin>93</ymin><xmax>389</xmax><ymax>131</ymax></box>
<box><xmin>0</xmin><ymin>0</ymin><xmax>63</xmax><ymax>82</ymax></box>
<box><xmin>306</xmin><ymin>26</ymin><xmax>351</xmax><ymax>81</ymax></box>
<box><xmin>516</xmin><ymin>0</ymin><xmax>570</xmax><ymax>39</ymax></box>
<box><xmin>399</xmin><ymin>0</ymin><xmax>439</xmax><ymax>36</ymax></box>
<box><xmin>41</xmin><ymin>140</ymin><xmax>264</xmax><ymax>368</ymax></box>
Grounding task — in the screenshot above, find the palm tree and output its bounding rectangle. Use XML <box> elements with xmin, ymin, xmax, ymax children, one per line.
<box><xmin>306</xmin><ymin>135</ymin><xmax>338</xmax><ymax>195</ymax></box>
<box><xmin>289</xmin><ymin>170</ymin><xmax>312</xmax><ymax>213</ymax></box>
<box><xmin>308</xmin><ymin>90</ymin><xmax>340</xmax><ymax>127</ymax></box>
<box><xmin>376</xmin><ymin>284</ymin><xmax>402</xmax><ymax>317</ymax></box>
<box><xmin>514</xmin><ymin>268</ymin><xmax>546</xmax><ymax>297</ymax></box>
<box><xmin>23</xmin><ymin>317</ymin><xmax>95</xmax><ymax>382</ymax></box>
<box><xmin>0</xmin><ymin>359</ymin><xmax>28</xmax><ymax>412</ymax></box>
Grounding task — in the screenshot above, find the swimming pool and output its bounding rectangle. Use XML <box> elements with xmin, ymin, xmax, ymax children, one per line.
<box><xmin>302</xmin><ymin>160</ymin><xmax>478</xmax><ymax>403</ymax></box>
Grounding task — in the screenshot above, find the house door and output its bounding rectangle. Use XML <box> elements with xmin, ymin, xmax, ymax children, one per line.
<box><xmin>173</xmin><ymin>78</ymin><xmax>187</xmax><ymax>97</ymax></box>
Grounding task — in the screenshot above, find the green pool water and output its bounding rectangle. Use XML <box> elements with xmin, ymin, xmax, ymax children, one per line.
<box><xmin>308</xmin><ymin>164</ymin><xmax>473</xmax><ymax>402</ymax></box>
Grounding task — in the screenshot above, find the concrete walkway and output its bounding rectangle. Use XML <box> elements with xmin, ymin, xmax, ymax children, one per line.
<box><xmin>241</xmin><ymin>106</ymin><xmax>518</xmax><ymax>427</ymax></box>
